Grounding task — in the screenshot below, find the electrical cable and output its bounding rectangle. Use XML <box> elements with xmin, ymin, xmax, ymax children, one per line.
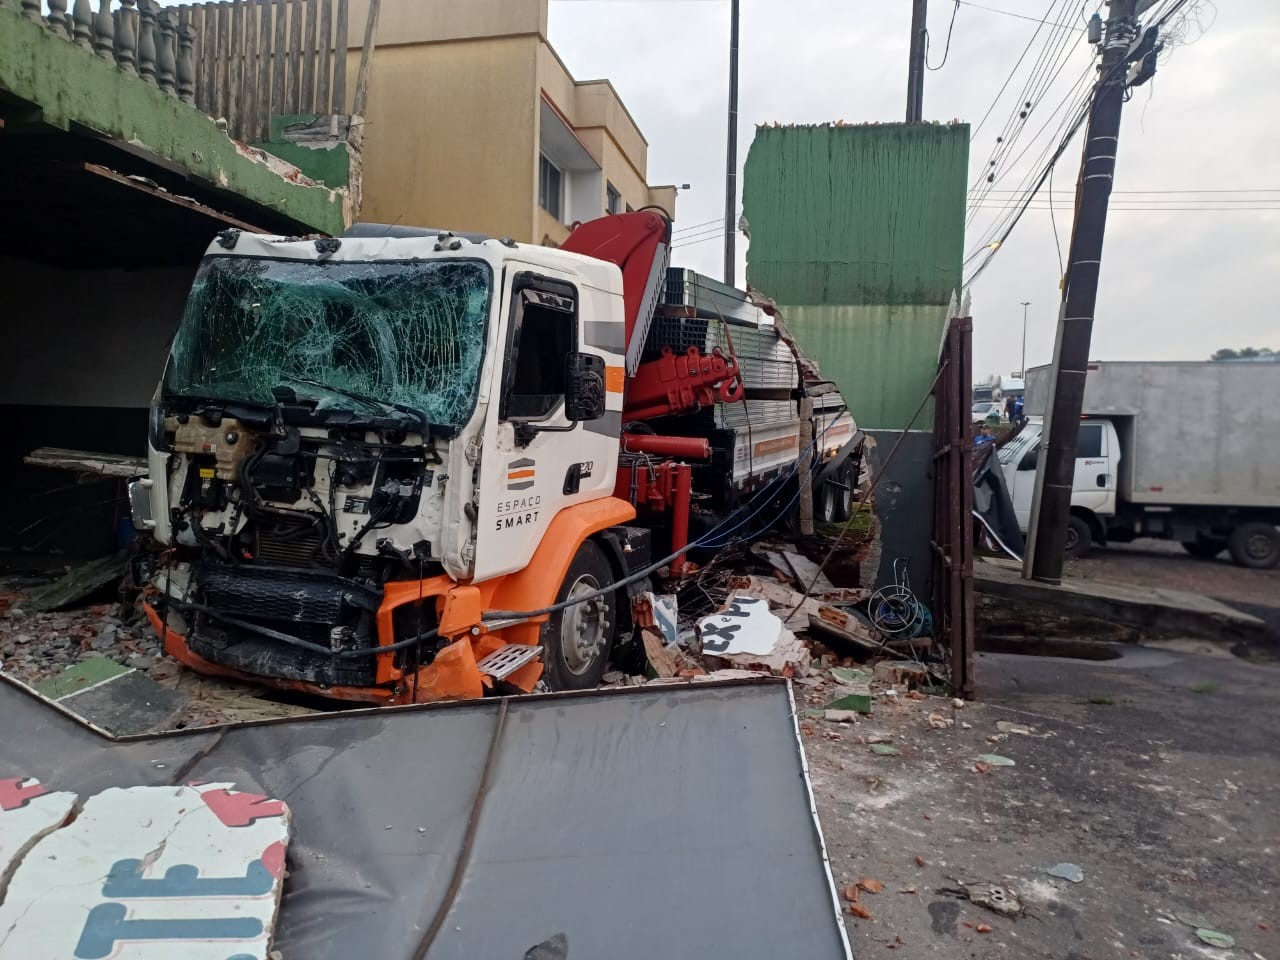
<box><xmin>783</xmin><ymin>365</ymin><xmax>948</xmax><ymax>629</ymax></box>
<box><xmin>925</xmin><ymin>0</ymin><xmax>962</xmax><ymax>71</ymax></box>
<box><xmin>968</xmin><ymin>4</ymin><xmax>1053</xmax><ymax>142</ymax></box>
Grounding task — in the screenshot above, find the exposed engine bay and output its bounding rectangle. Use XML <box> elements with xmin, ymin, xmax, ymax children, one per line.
<box><xmin>153</xmin><ymin>401</ymin><xmax>447</xmax><ymax>689</ymax></box>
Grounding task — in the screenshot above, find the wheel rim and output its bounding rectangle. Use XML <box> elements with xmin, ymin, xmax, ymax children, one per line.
<box><xmin>561</xmin><ymin>574</ymin><xmax>610</xmax><ymax>675</ymax></box>
<box><xmin>1245</xmin><ymin>532</ymin><xmax>1274</xmax><ymax>561</ymax></box>
<box><xmin>1064</xmin><ymin>525</ymin><xmax>1079</xmax><ymax>552</ymax></box>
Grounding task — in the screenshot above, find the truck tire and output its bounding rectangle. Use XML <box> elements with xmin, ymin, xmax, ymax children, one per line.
<box><xmin>1227</xmin><ymin>522</ymin><xmax>1280</xmax><ymax>570</ymax></box>
<box><xmin>1064</xmin><ymin>515</ymin><xmax>1093</xmax><ymax>559</ymax></box>
<box><xmin>538</xmin><ymin>540</ymin><xmax>616</xmax><ymax>691</ymax></box>
<box><xmin>1181</xmin><ymin>536</ymin><xmax>1227</xmax><ymax>559</ymax></box>
<box><xmin>818</xmin><ymin>461</ymin><xmax>855</xmax><ymax>524</ymax></box>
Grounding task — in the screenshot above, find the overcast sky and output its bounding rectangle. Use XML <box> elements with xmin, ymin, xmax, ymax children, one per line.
<box><xmin>548</xmin><ymin>0</ymin><xmax>1280</xmax><ymax>378</ymax></box>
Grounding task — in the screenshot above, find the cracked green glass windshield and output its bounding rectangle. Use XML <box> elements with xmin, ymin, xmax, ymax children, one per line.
<box><xmin>165</xmin><ymin>256</ymin><xmax>491</xmax><ymax>428</ymax></box>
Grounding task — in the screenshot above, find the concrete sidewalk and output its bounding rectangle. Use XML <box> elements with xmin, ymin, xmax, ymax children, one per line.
<box><xmin>974</xmin><ymin>557</ymin><xmax>1264</xmax><ymax>644</ymax></box>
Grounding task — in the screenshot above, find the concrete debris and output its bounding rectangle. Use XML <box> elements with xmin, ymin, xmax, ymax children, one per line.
<box><xmin>1045</xmin><ymin>862</ymin><xmax>1084</xmax><ymax>883</ymax></box>
<box><xmin>872</xmin><ymin>660</ymin><xmax>930</xmax><ymax>688</ymax></box>
<box><xmin>975</xmin><ymin>753</ymin><xmax>1016</xmax><ymax>767</ymax></box>
<box><xmin>24</xmin><ymin>555</ymin><xmax>128</xmax><ymax>613</ymax></box>
<box><xmin>781</xmin><ymin>550</ymin><xmax>838</xmax><ymax>594</ymax></box>
<box><xmin>957</xmin><ymin>881</ymin><xmax>1022</xmax><ymax>918</ymax></box>
<box><xmin>996</xmin><ymin>720</ymin><xmax>1033</xmax><ymax>735</ymax></box>
<box><xmin>823</xmin><ymin>709</ymin><xmax>862</xmax><ymax>723</ymax></box>
<box><xmin>809</xmin><ymin>604</ymin><xmax>882</xmax><ymax>653</ymax></box>
<box><xmin>640</xmin><ymin>627</ymin><xmax>701</xmax><ymax>679</ymax></box>
<box><xmin>726</xmin><ymin>575</ymin><xmax>821</xmax><ymax>631</ymax></box>
<box><xmin>826</xmin><ymin>686</ymin><xmax>873</xmax><ymax>715</ymax></box>
<box><xmin>830</xmin><ymin>666</ymin><xmax>872</xmax><ymax>684</ymax></box>
<box><xmin>1194</xmin><ymin>928</ymin><xmax>1234</xmax><ymax>949</ymax></box>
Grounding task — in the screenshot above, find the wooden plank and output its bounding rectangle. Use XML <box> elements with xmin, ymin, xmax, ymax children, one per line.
<box><xmin>24</xmin><ymin>446</ymin><xmax>147</xmax><ymax>478</ymax></box>
<box><xmin>257</xmin><ymin>0</ymin><xmax>273</xmax><ymax>140</ymax></box>
<box><xmin>301</xmin><ymin>0</ymin><xmax>318</xmax><ymax>113</ymax></box>
<box><xmin>331</xmin><ymin>0</ymin><xmax>348</xmax><ymax>111</ymax></box>
<box><xmin>317</xmin><ymin>0</ymin><xmax>332</xmax><ymax>113</ymax></box>
<box><xmin>227</xmin><ymin>0</ymin><xmax>241</xmax><ymax>136</ymax></box>
<box><xmin>214</xmin><ymin>0</ymin><xmax>228</xmax><ymax>120</ymax></box>
<box><xmin>350</xmin><ymin>0</ymin><xmax>379</xmax><ymax>117</ymax></box>
<box><xmin>287</xmin><ymin>0</ymin><xmax>303</xmax><ymax>113</ymax></box>
<box><xmin>272</xmin><ymin>0</ymin><xmax>287</xmax><ymax>121</ymax></box>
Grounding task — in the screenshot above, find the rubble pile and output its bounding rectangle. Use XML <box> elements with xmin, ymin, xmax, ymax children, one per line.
<box><xmin>0</xmin><ymin>521</ymin><xmax>935</xmax><ymax>723</ymax></box>
<box><xmin>0</xmin><ymin>570</ymin><xmax>317</xmax><ymax>730</ymax></box>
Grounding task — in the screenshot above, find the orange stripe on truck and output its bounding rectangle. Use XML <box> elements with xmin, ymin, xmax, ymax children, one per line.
<box><xmin>605</xmin><ymin>366</ymin><xmax>625</xmax><ymax>393</ymax></box>
<box><xmin>507</xmin><ymin>469</ymin><xmax>536</xmax><ymax>479</ymax></box>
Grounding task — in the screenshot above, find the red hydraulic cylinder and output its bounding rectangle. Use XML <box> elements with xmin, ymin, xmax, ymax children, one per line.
<box><xmin>670</xmin><ymin>464</ymin><xmax>693</xmax><ymax>577</ymax></box>
<box><xmin>622</xmin><ymin>434</ymin><xmax>712</xmax><ymax>460</ymax></box>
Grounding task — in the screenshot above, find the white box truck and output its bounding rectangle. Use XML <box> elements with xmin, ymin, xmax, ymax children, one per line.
<box><xmin>999</xmin><ymin>361</ymin><xmax>1280</xmax><ymax>568</ymax></box>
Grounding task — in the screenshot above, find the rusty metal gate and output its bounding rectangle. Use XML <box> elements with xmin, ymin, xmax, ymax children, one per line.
<box><xmin>932</xmin><ymin>312</ymin><xmax>975</xmax><ymax>698</ymax></box>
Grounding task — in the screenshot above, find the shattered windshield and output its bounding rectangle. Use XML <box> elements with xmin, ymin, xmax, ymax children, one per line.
<box><xmin>165</xmin><ymin>256</ymin><xmax>492</xmax><ymax>428</ymax></box>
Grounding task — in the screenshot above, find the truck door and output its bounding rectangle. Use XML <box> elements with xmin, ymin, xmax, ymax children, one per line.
<box><xmin>470</xmin><ymin>271</ymin><xmax>622</xmax><ymax>583</ymax></box>
<box><xmin>1072</xmin><ymin>420</ymin><xmax>1112</xmax><ymax>515</ymax></box>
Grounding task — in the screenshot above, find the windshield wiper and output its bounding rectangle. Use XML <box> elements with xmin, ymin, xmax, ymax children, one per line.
<box><xmin>277</xmin><ymin>376</ymin><xmax>428</xmax><ymax>431</ymax></box>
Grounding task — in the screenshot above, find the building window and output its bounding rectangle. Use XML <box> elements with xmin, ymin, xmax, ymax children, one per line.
<box><xmin>607</xmin><ymin>182</ymin><xmax>622</xmax><ymax>215</ymax></box>
<box><xmin>539</xmin><ymin>154</ymin><xmax>562</xmax><ymax>220</ymax></box>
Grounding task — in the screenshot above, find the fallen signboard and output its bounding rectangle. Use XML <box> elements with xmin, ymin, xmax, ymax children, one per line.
<box><xmin>0</xmin><ymin>674</ymin><xmax>852</xmax><ymax>960</ymax></box>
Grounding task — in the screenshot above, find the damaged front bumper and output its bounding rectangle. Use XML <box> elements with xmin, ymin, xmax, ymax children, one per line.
<box><xmin>143</xmin><ymin>562</ymin><xmax>543</xmax><ymax>704</ymax></box>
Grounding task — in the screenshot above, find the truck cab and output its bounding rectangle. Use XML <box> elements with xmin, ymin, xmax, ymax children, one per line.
<box><xmin>998</xmin><ymin>416</ymin><xmax>1120</xmax><ymax>556</ymax></box>
<box><xmin>132</xmin><ymin>214</ymin><xmax>857</xmax><ymax>704</ymax></box>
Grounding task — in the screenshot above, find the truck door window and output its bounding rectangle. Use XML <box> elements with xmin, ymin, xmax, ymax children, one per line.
<box><xmin>1076</xmin><ymin>423</ymin><xmax>1103</xmax><ymax>458</ymax></box>
<box><xmin>503</xmin><ymin>284</ymin><xmax>577</xmax><ymax>421</ymax></box>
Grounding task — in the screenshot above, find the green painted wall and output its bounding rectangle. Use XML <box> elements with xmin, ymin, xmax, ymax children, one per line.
<box><xmin>0</xmin><ymin>10</ymin><xmax>345</xmax><ymax>236</ymax></box>
<box><xmin>743</xmin><ymin>123</ymin><xmax>968</xmax><ymax>430</ymax></box>
<box><xmin>258</xmin><ymin>115</ymin><xmax>352</xmax><ymax>190</ymax></box>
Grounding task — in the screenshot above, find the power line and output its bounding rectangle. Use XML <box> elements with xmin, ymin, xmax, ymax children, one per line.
<box><xmin>955</xmin><ymin>0</ymin><xmax>1085</xmax><ymax>31</ymax></box>
<box><xmin>968</xmin><ymin>0</ymin><xmax>1059</xmax><ymax>141</ymax></box>
<box><xmin>969</xmin><ymin>0</ymin><xmax>1087</xmax><ymax>198</ymax></box>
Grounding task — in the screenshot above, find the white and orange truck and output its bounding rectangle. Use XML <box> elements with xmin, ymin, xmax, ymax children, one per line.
<box><xmin>130</xmin><ymin>211</ymin><xmax>858</xmax><ymax>702</ymax></box>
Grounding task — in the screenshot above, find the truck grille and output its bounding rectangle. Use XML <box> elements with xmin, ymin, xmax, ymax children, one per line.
<box><xmin>189</xmin><ymin>565</ymin><xmax>382</xmax><ymax>687</ymax></box>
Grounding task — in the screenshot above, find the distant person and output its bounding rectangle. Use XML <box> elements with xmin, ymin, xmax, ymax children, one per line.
<box><xmin>1013</xmin><ymin>394</ymin><xmax>1025</xmax><ymax>423</ymax></box>
<box><xmin>1004</xmin><ymin>395</ymin><xmax>1017</xmax><ymax>421</ymax></box>
<box><xmin>975</xmin><ymin>424</ymin><xmax>996</xmax><ymax>447</ymax></box>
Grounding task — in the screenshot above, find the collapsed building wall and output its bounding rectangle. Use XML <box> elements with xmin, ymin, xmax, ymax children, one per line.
<box><xmin>743</xmin><ymin>122</ymin><xmax>969</xmax><ymax>590</ymax></box>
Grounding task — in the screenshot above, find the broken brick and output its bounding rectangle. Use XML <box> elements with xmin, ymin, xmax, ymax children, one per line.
<box><xmin>976</xmin><ymin>924</ymin><xmax>993</xmax><ymax>934</ymax></box>
<box><xmin>843</xmin><ymin>884</ymin><xmax>860</xmax><ymax>902</ymax></box>
<box><xmin>847</xmin><ymin>902</ymin><xmax>873</xmax><ymax>920</ymax></box>
<box><xmin>858</xmin><ymin>878</ymin><xmax>884</xmax><ymax>894</ymax></box>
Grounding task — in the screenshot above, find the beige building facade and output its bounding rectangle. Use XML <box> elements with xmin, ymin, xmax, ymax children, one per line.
<box><xmin>343</xmin><ymin>0</ymin><xmax>676</xmax><ymax>244</ymax></box>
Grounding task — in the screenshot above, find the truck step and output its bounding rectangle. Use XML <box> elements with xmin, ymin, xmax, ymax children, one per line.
<box><xmin>476</xmin><ymin>643</ymin><xmax>542</xmax><ymax>680</ymax></box>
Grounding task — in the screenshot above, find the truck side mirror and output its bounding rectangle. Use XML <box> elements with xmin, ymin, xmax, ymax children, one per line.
<box><xmin>565</xmin><ymin>353</ymin><xmax>606</xmax><ymax>422</ymax></box>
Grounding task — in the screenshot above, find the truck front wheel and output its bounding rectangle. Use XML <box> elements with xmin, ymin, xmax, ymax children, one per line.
<box><xmin>1227</xmin><ymin>522</ymin><xmax>1280</xmax><ymax>570</ymax></box>
<box><xmin>539</xmin><ymin>541</ymin><xmax>617</xmax><ymax>691</ymax></box>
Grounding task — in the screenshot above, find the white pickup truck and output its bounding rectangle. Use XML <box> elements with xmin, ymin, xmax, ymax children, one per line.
<box><xmin>1002</xmin><ymin>361</ymin><xmax>1280</xmax><ymax>569</ymax></box>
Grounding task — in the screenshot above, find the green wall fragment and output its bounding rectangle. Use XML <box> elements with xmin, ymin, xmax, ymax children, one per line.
<box><xmin>743</xmin><ymin>123</ymin><xmax>969</xmax><ymax>430</ymax></box>
<box><xmin>0</xmin><ymin>10</ymin><xmax>345</xmax><ymax>236</ymax></box>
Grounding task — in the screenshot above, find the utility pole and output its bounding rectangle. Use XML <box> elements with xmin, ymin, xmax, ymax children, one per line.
<box><xmin>1024</xmin><ymin>0</ymin><xmax>1141</xmax><ymax>584</ymax></box>
<box><xmin>1020</xmin><ymin>301</ymin><xmax>1030</xmax><ymax>377</ymax></box>
<box><xmin>905</xmin><ymin>0</ymin><xmax>927</xmax><ymax>122</ymax></box>
<box><xmin>724</xmin><ymin>0</ymin><xmax>740</xmax><ymax>286</ymax></box>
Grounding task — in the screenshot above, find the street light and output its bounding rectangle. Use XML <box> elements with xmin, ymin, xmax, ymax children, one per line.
<box><xmin>1020</xmin><ymin>301</ymin><xmax>1030</xmax><ymax>378</ymax></box>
